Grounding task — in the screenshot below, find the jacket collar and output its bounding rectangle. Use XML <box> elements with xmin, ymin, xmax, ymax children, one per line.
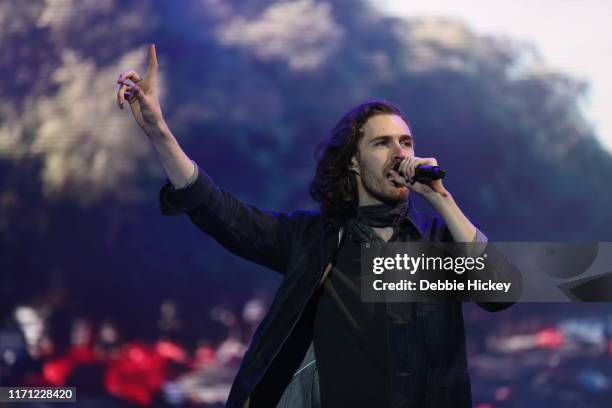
<box><xmin>322</xmin><ymin>198</ymin><xmax>425</xmax><ymax>238</ymax></box>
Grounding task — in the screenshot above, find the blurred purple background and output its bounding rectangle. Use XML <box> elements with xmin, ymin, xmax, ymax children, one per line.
<box><xmin>1</xmin><ymin>0</ymin><xmax>611</xmax><ymax>406</ymax></box>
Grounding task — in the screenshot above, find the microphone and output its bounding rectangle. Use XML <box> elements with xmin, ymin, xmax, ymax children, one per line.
<box><xmin>393</xmin><ymin>163</ymin><xmax>446</xmax><ymax>183</ymax></box>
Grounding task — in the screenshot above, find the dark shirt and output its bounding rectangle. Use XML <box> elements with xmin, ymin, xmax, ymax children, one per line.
<box><xmin>313</xmin><ymin>223</ymin><xmax>421</xmax><ymax>408</ymax></box>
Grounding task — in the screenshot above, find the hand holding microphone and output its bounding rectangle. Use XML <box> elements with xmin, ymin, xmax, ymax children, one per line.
<box><xmin>396</xmin><ymin>163</ymin><xmax>445</xmax><ymax>183</ymax></box>
<box><xmin>389</xmin><ymin>157</ymin><xmax>449</xmax><ymax>198</ymax></box>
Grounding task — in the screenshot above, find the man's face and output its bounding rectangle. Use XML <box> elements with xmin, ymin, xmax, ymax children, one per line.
<box><xmin>350</xmin><ymin>114</ymin><xmax>414</xmax><ymax>206</ymax></box>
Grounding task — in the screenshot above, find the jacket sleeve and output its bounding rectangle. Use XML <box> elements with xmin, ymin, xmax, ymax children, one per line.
<box><xmin>440</xmin><ymin>219</ymin><xmax>522</xmax><ymax>312</ymax></box>
<box><xmin>467</xmin><ymin>225</ymin><xmax>522</xmax><ymax>312</ymax></box>
<box><xmin>159</xmin><ymin>164</ymin><xmax>294</xmax><ymax>275</ymax></box>
<box><xmin>473</xmin><ymin>242</ymin><xmax>523</xmax><ymax>312</ymax></box>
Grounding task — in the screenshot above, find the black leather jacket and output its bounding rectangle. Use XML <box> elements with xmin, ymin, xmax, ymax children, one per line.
<box><xmin>160</xmin><ymin>166</ymin><xmax>516</xmax><ymax>408</ymax></box>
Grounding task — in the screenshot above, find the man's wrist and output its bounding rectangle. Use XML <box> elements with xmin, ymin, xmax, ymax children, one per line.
<box><xmin>424</xmin><ymin>190</ymin><xmax>453</xmax><ymax>208</ymax></box>
<box><xmin>171</xmin><ymin>160</ymin><xmax>199</xmax><ymax>190</ymax></box>
<box><xmin>143</xmin><ymin>119</ymin><xmax>170</xmax><ymax>140</ymax></box>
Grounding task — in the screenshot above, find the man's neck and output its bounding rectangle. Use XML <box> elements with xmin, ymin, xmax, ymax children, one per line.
<box><xmin>372</xmin><ymin>226</ymin><xmax>394</xmax><ymax>242</ymax></box>
<box><xmin>351</xmin><ymin>199</ymin><xmax>409</xmax><ymax>242</ymax></box>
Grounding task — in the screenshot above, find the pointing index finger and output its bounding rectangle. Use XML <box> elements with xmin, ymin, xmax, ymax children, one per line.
<box><xmin>146</xmin><ymin>44</ymin><xmax>158</xmax><ymax>77</ymax></box>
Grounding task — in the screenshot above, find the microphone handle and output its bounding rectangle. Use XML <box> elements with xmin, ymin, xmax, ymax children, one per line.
<box><xmin>413</xmin><ymin>165</ymin><xmax>446</xmax><ymax>182</ymax></box>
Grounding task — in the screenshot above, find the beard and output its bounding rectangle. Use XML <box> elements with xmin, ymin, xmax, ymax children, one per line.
<box><xmin>360</xmin><ymin>162</ymin><xmax>409</xmax><ymax>205</ymax></box>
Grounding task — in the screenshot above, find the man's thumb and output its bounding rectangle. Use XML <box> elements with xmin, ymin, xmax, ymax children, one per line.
<box><xmin>132</xmin><ymin>84</ymin><xmax>147</xmax><ymax>102</ymax></box>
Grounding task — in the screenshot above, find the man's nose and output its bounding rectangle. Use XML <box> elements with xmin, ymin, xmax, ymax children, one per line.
<box><xmin>391</xmin><ymin>141</ymin><xmax>409</xmax><ymax>160</ymax></box>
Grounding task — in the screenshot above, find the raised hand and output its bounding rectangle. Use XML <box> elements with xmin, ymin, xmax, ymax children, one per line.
<box><xmin>116</xmin><ymin>44</ymin><xmax>165</xmax><ymax>132</ymax></box>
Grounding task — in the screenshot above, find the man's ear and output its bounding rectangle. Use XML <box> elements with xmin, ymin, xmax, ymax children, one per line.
<box><xmin>349</xmin><ymin>156</ymin><xmax>360</xmax><ymax>175</ymax></box>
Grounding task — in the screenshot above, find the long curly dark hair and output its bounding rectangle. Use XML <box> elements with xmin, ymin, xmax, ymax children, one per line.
<box><xmin>309</xmin><ymin>99</ymin><xmax>408</xmax><ymax>217</ymax></box>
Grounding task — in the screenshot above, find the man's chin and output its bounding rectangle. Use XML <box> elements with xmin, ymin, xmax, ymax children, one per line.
<box><xmin>362</xmin><ymin>179</ymin><xmax>409</xmax><ymax>205</ymax></box>
<box><xmin>388</xmin><ymin>191</ymin><xmax>410</xmax><ymax>203</ymax></box>
<box><xmin>376</xmin><ymin>187</ymin><xmax>410</xmax><ymax>205</ymax></box>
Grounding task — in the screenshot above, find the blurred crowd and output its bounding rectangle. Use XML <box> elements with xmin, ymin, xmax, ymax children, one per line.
<box><xmin>466</xmin><ymin>306</ymin><xmax>612</xmax><ymax>408</ymax></box>
<box><xmin>0</xmin><ymin>292</ymin><xmax>269</xmax><ymax>407</ymax></box>
<box><xmin>1</xmin><ymin>296</ymin><xmax>611</xmax><ymax>407</ymax></box>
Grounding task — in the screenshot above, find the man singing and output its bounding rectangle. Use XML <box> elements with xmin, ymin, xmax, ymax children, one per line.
<box><xmin>117</xmin><ymin>45</ymin><xmax>513</xmax><ymax>408</ymax></box>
